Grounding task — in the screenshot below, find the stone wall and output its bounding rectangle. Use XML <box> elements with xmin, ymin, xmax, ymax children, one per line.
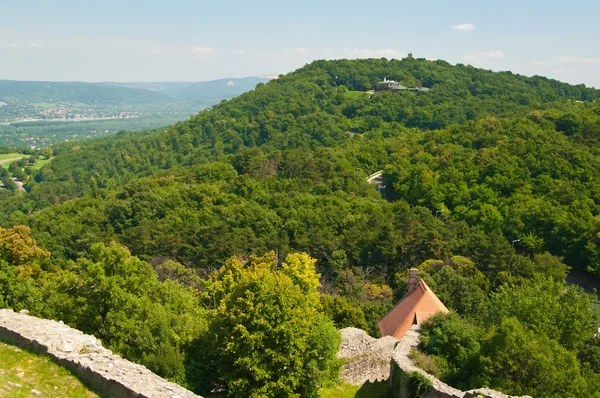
<box><xmin>0</xmin><ymin>309</ymin><xmax>201</xmax><ymax>398</ymax></box>
<box><xmin>338</xmin><ymin>325</ymin><xmax>531</xmax><ymax>398</ymax></box>
<box><xmin>337</xmin><ymin>328</ymin><xmax>398</xmax><ymax>385</ymax></box>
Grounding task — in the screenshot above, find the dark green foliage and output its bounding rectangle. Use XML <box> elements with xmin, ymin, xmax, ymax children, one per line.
<box><xmin>320</xmin><ymin>294</ymin><xmax>368</xmax><ymax>331</ymax></box>
<box><xmin>579</xmin><ymin>337</ymin><xmax>600</xmax><ymax>373</ymax></box>
<box><xmin>418</xmin><ymin>313</ymin><xmax>482</xmax><ymax>388</ymax></box>
<box><xmin>405</xmin><ymin>371</ymin><xmax>433</xmax><ymax>397</ymax></box>
<box><xmin>40</xmin><ymin>242</ymin><xmax>208</xmax><ymax>385</ymax></box>
<box><xmin>419</xmin><ymin>275</ymin><xmax>599</xmax><ymax>397</ymax></box>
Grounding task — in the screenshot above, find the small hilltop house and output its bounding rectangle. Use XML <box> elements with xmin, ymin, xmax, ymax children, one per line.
<box><xmin>376</xmin><ymin>78</ymin><xmax>407</xmax><ymax>92</ymax></box>
<box><xmin>378</xmin><ymin>269</ymin><xmax>449</xmax><ymax>339</ymax></box>
<box><xmin>375</xmin><ymin>78</ymin><xmax>430</xmax><ymax>93</ymax></box>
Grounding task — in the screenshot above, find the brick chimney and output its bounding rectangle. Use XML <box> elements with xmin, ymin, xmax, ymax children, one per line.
<box><xmin>408</xmin><ymin>268</ymin><xmax>419</xmax><ymax>293</ymax></box>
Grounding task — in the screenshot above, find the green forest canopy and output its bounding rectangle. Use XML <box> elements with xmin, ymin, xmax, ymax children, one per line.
<box><xmin>1</xmin><ymin>57</ymin><xmax>600</xmax><ymax>397</ymax></box>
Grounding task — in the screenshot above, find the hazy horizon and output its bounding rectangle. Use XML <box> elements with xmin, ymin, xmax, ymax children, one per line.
<box><xmin>2</xmin><ymin>0</ymin><xmax>599</xmax><ymax>88</ymax></box>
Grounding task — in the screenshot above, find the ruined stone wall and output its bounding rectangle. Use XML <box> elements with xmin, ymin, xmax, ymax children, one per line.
<box><xmin>337</xmin><ymin>328</ymin><xmax>398</xmax><ymax>385</ymax></box>
<box><xmin>0</xmin><ymin>309</ymin><xmax>201</xmax><ymax>398</ymax></box>
<box><xmin>338</xmin><ymin>326</ymin><xmax>530</xmax><ymax>398</ymax></box>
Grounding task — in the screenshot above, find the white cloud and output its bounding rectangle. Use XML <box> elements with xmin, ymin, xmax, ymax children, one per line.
<box><xmin>533</xmin><ymin>56</ymin><xmax>600</xmax><ymax>69</ymax></box>
<box><xmin>552</xmin><ymin>67</ymin><xmax>580</xmax><ymax>74</ymax></box>
<box><xmin>192</xmin><ymin>47</ymin><xmax>215</xmax><ymax>54</ymax></box>
<box><xmin>481</xmin><ymin>51</ymin><xmax>504</xmax><ymax>59</ymax></box>
<box><xmin>150</xmin><ymin>48</ymin><xmax>162</xmax><ymax>54</ymax></box>
<box><xmin>277</xmin><ymin>48</ymin><xmax>307</xmax><ymax>56</ymax></box>
<box><xmin>29</xmin><ymin>42</ymin><xmax>44</xmax><ymax>48</ymax></box>
<box><xmin>9</xmin><ymin>43</ymin><xmax>19</xmax><ymax>48</ymax></box>
<box><xmin>555</xmin><ymin>56</ymin><xmax>600</xmax><ymax>65</ymax></box>
<box><xmin>346</xmin><ymin>48</ymin><xmax>406</xmax><ymax>59</ymax></box>
<box><xmin>463</xmin><ymin>50</ymin><xmax>505</xmax><ymax>64</ymax></box>
<box><xmin>452</xmin><ymin>23</ymin><xmax>476</xmax><ymax>31</ymax></box>
<box><xmin>192</xmin><ymin>46</ymin><xmax>216</xmax><ymax>59</ymax></box>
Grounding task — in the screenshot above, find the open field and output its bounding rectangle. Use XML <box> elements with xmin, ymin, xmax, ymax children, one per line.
<box><xmin>0</xmin><ymin>341</ymin><xmax>98</xmax><ymax>398</ymax></box>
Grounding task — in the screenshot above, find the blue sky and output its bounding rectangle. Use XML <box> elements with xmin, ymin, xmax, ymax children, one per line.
<box><xmin>1</xmin><ymin>0</ymin><xmax>599</xmax><ymax>87</ymax></box>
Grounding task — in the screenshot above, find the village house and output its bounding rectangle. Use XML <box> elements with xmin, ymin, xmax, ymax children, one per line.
<box><xmin>378</xmin><ymin>269</ymin><xmax>449</xmax><ymax>339</ymax></box>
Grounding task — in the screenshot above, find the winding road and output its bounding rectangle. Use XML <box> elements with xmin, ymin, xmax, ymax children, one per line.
<box><xmin>0</xmin><ymin>157</ymin><xmax>24</xmax><ymax>167</ymax></box>
<box><xmin>0</xmin><ymin>156</ymin><xmax>27</xmax><ymax>192</ymax></box>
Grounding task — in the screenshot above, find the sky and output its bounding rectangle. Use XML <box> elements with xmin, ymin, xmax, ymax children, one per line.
<box><xmin>1</xmin><ymin>0</ymin><xmax>599</xmax><ymax>87</ymax></box>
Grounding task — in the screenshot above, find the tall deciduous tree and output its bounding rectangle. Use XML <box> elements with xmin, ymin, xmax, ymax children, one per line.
<box><xmin>200</xmin><ymin>252</ymin><xmax>341</xmax><ymax>397</ymax></box>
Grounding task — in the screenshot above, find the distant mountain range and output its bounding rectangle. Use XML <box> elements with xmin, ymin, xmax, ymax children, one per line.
<box><xmin>0</xmin><ymin>76</ymin><xmax>274</xmax><ymax>105</ymax></box>
<box><xmin>107</xmin><ymin>76</ymin><xmax>274</xmax><ymax>101</ymax></box>
<box><xmin>0</xmin><ymin>80</ymin><xmax>171</xmax><ymax>104</ymax></box>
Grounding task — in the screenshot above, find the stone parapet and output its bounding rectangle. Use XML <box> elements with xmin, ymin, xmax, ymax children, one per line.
<box><xmin>0</xmin><ymin>309</ymin><xmax>201</xmax><ymax>398</ymax></box>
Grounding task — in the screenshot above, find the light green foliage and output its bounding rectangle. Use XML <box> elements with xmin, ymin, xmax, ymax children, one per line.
<box><xmin>0</xmin><ymin>225</ymin><xmax>48</xmax><ymax>310</ymax></box>
<box><xmin>475</xmin><ymin>318</ymin><xmax>588</xmax><ymax>398</ymax></box>
<box><xmin>280</xmin><ymin>252</ymin><xmax>321</xmax><ymax>301</ymax></box>
<box><xmin>487</xmin><ymin>276</ymin><xmax>596</xmax><ymax>350</ymax></box>
<box><xmin>199</xmin><ymin>252</ymin><xmax>341</xmax><ymax>397</ymax></box>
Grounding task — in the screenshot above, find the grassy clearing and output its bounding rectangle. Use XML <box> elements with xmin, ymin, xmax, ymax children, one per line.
<box><xmin>319</xmin><ymin>381</ymin><xmax>388</xmax><ymax>398</ymax></box>
<box><xmin>0</xmin><ymin>341</ymin><xmax>98</xmax><ymax>398</ymax></box>
<box><xmin>345</xmin><ymin>91</ymin><xmax>371</xmax><ymax>98</ymax></box>
<box><xmin>30</xmin><ymin>157</ymin><xmax>51</xmax><ymax>170</ymax></box>
<box><xmin>0</xmin><ymin>154</ymin><xmax>24</xmax><ymax>161</ymax></box>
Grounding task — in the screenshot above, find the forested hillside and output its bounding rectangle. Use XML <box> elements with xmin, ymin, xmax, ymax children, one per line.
<box><xmin>1</xmin><ymin>57</ymin><xmax>600</xmax><ymax>397</ymax></box>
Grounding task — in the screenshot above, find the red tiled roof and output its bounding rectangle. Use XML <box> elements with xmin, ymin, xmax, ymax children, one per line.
<box><xmin>378</xmin><ymin>279</ymin><xmax>449</xmax><ymax>339</ymax></box>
